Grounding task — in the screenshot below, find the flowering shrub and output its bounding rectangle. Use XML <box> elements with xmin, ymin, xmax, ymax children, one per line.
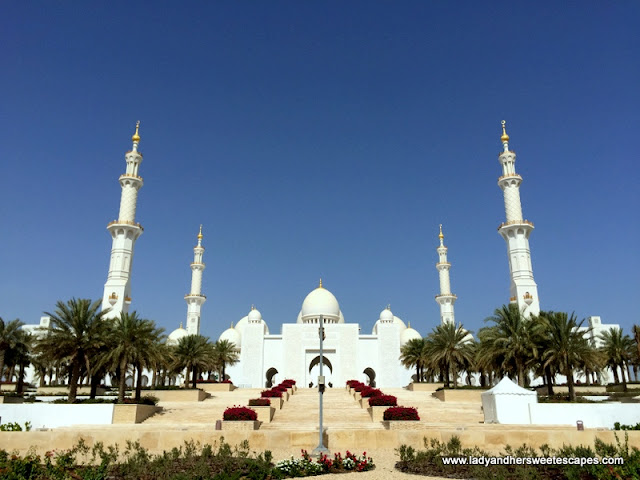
<box><xmin>260</xmin><ymin>389</ymin><xmax>283</xmax><ymax>398</ymax></box>
<box><xmin>275</xmin><ymin>449</ymin><xmax>375</xmax><ymax>475</ymax></box>
<box><xmin>383</xmin><ymin>406</ymin><xmax>420</xmax><ymax>421</ymax></box>
<box><xmin>248</xmin><ymin>398</ymin><xmax>270</xmax><ymax>406</ymax></box>
<box><xmin>353</xmin><ymin>384</ymin><xmax>366</xmax><ymax>392</ymax></box>
<box><xmin>223</xmin><ymin>406</ymin><xmax>257</xmax><ymax>421</ymax></box>
<box><xmin>360</xmin><ymin>387</ymin><xmax>383</xmax><ymax>398</ymax></box>
<box><xmin>281</xmin><ymin>379</ymin><xmax>296</xmax><ymax>387</ymax></box>
<box><xmin>368</xmin><ymin>395</ymin><xmax>398</xmax><ymax>407</ymax></box>
<box><xmin>346</xmin><ymin>380</ymin><xmax>362</xmax><ymax>388</ymax></box>
<box><xmin>273</xmin><ymin>386</ymin><xmax>288</xmax><ymax>392</ymax></box>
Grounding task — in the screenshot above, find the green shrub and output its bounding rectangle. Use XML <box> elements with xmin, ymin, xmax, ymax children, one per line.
<box><xmin>0</xmin><ymin>421</ymin><xmax>31</xmax><ymax>431</ymax></box>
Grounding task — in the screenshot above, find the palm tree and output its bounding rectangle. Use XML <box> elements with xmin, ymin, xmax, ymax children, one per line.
<box><xmin>173</xmin><ymin>335</ymin><xmax>214</xmax><ymax>389</ymax></box>
<box><xmin>99</xmin><ymin>312</ymin><xmax>164</xmax><ymax>402</ymax></box>
<box><xmin>537</xmin><ymin>312</ymin><xmax>597</xmax><ymax>402</ymax></box>
<box><xmin>482</xmin><ymin>304</ymin><xmax>536</xmax><ymax>387</ymax></box>
<box><xmin>38</xmin><ymin>299</ymin><xmax>110</xmax><ymax>403</ymax></box>
<box><xmin>0</xmin><ymin>318</ymin><xmax>24</xmax><ymax>382</ymax></box>
<box><xmin>10</xmin><ymin>330</ymin><xmax>33</xmax><ymax>394</ymax></box>
<box><xmin>599</xmin><ymin>328</ymin><xmax>634</xmax><ymax>392</ymax></box>
<box><xmin>399</xmin><ymin>337</ymin><xmax>426</xmax><ymax>382</ymax></box>
<box><xmin>424</xmin><ymin>323</ymin><xmax>474</xmax><ymax>389</ymax></box>
<box><xmin>211</xmin><ymin>339</ymin><xmax>239</xmax><ymax>382</ymax></box>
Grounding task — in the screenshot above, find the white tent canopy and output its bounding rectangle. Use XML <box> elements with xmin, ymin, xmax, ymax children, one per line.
<box><xmin>481</xmin><ymin>376</ymin><xmax>537</xmax><ymax>424</ymax></box>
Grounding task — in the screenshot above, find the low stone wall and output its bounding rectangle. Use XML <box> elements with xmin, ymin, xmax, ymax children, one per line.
<box><xmin>382</xmin><ymin>420</ymin><xmax>423</xmax><ymax>430</ymax></box>
<box><xmin>528</xmin><ymin>403</ymin><xmax>640</xmax><ymax>429</ymax></box>
<box><xmin>36</xmin><ymin>386</ymin><xmax>107</xmax><ymax>396</ymax></box>
<box><xmin>368</xmin><ymin>406</ymin><xmax>387</xmax><ymax>422</ymax></box>
<box><xmin>0</xmin><ymin>404</ymin><xmax>114</xmax><ymax>429</ymax></box>
<box><xmin>112</xmin><ymin>405</ymin><xmax>161</xmax><ymax>424</ymax></box>
<box><xmin>407</xmin><ymin>383</ymin><xmax>444</xmax><ymax>392</ymax></box>
<box><xmin>198</xmin><ymin>383</ymin><xmax>236</xmax><ymax>393</ymax></box>
<box><xmin>534</xmin><ymin>385</ymin><xmax>608</xmax><ymax>395</ymax></box>
<box><xmin>0</xmin><ymin>384</ymin><xmax>18</xmax><ymax>392</ymax></box>
<box><xmin>432</xmin><ymin>389</ymin><xmax>486</xmax><ymax>403</ymax></box>
<box><xmin>3</xmin><ymin>427</ymin><xmax>639</xmax><ymax>457</ymax></box>
<box><xmin>146</xmin><ymin>389</ymin><xmax>209</xmax><ymax>402</ymax></box>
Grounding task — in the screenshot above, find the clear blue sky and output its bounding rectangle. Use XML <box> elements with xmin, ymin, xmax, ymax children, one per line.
<box><xmin>2</xmin><ymin>2</ymin><xmax>638</xmax><ymax>341</ymax></box>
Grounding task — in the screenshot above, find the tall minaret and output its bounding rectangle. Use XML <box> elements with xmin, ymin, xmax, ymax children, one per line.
<box><xmin>102</xmin><ymin>122</ymin><xmax>144</xmax><ymax>318</ymax></box>
<box><xmin>497</xmin><ymin>121</ymin><xmax>540</xmax><ymax>317</ymax></box>
<box><xmin>184</xmin><ymin>225</ymin><xmax>206</xmax><ymax>335</ymax></box>
<box><xmin>435</xmin><ymin>225</ymin><xmax>456</xmax><ymax>324</ymax></box>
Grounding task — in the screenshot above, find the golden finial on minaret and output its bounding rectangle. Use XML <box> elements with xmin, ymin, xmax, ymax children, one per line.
<box><xmin>501</xmin><ymin>120</ymin><xmax>509</xmax><ymax>143</ymax></box>
<box><xmin>231</xmin><ymin>321</ymin><xmax>234</xmax><ymax>328</ymax></box>
<box><xmin>439</xmin><ymin>224</ymin><xmax>444</xmax><ymax>240</ymax></box>
<box><xmin>408</xmin><ymin>321</ymin><xmax>411</xmax><ymax>328</ymax></box>
<box><xmin>386</xmin><ymin>304</ymin><xmax>391</xmax><ymax>310</ymax></box>
<box><xmin>132</xmin><ymin>121</ymin><xmax>141</xmax><ymax>143</ymax></box>
<box><xmin>251</xmin><ymin>304</ymin><xmax>255</xmax><ymax>311</ymax></box>
<box><xmin>179</xmin><ymin>321</ymin><xmax>183</xmax><ymax>329</ymax></box>
<box><xmin>197</xmin><ymin>224</ymin><xmax>203</xmax><ymax>240</ymax></box>
<box><xmin>318</xmin><ymin>278</ymin><xmax>323</xmax><ymax>289</ymax></box>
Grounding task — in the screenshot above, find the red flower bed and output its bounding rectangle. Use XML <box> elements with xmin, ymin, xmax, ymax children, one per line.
<box><xmin>346</xmin><ymin>380</ymin><xmax>362</xmax><ymax>388</ymax></box>
<box><xmin>248</xmin><ymin>398</ymin><xmax>270</xmax><ymax>406</ymax></box>
<box><xmin>383</xmin><ymin>406</ymin><xmax>420</xmax><ymax>421</ymax></box>
<box><xmin>360</xmin><ymin>387</ymin><xmax>383</xmax><ymax>398</ymax></box>
<box><xmin>368</xmin><ymin>395</ymin><xmax>397</xmax><ymax>407</ymax></box>
<box><xmin>281</xmin><ymin>379</ymin><xmax>296</xmax><ymax>386</ymax></box>
<box><xmin>273</xmin><ymin>386</ymin><xmax>288</xmax><ymax>392</ymax></box>
<box><xmin>261</xmin><ymin>389</ymin><xmax>283</xmax><ymax>398</ymax></box>
<box><xmin>353</xmin><ymin>384</ymin><xmax>366</xmax><ymax>392</ymax></box>
<box><xmin>223</xmin><ymin>406</ymin><xmax>257</xmax><ymax>421</ymax></box>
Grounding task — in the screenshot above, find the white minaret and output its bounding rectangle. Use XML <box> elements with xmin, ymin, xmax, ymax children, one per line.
<box><xmin>184</xmin><ymin>225</ymin><xmax>206</xmax><ymax>335</ymax></box>
<box><xmin>435</xmin><ymin>225</ymin><xmax>456</xmax><ymax>324</ymax></box>
<box><xmin>102</xmin><ymin>122</ymin><xmax>144</xmax><ymax>318</ymax></box>
<box><xmin>497</xmin><ymin>121</ymin><xmax>540</xmax><ymax>317</ymax></box>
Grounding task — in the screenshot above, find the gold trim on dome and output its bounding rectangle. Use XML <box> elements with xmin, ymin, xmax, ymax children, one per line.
<box><xmin>132</xmin><ymin>121</ymin><xmax>141</xmax><ymax>142</ymax></box>
<box><xmin>501</xmin><ymin>120</ymin><xmax>510</xmax><ymax>143</ymax></box>
<box><xmin>197</xmin><ymin>224</ymin><xmax>203</xmax><ymax>239</ymax></box>
<box><xmin>439</xmin><ymin>224</ymin><xmax>444</xmax><ymax>240</ymax></box>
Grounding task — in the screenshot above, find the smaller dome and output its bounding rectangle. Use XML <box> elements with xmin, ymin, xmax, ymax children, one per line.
<box><xmin>379</xmin><ymin>306</ymin><xmax>393</xmax><ymax>322</ymax></box>
<box><xmin>167</xmin><ymin>323</ymin><xmax>188</xmax><ymax>346</ymax></box>
<box><xmin>219</xmin><ymin>325</ymin><xmax>241</xmax><ymax>349</ymax></box>
<box><xmin>248</xmin><ymin>306</ymin><xmax>262</xmax><ymax>322</ymax></box>
<box><xmin>400</xmin><ymin>326</ymin><xmax>422</xmax><ymax>346</ymax></box>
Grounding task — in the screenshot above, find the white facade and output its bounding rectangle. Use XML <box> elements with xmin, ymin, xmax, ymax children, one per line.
<box><xmin>497</xmin><ymin>121</ymin><xmax>540</xmax><ymax>318</ymax></box>
<box><xmin>435</xmin><ymin>225</ymin><xmax>456</xmax><ymax>325</ymax></box>
<box><xmin>220</xmin><ymin>282</ymin><xmax>419</xmax><ymax>389</ymax></box>
<box><xmin>101</xmin><ymin>123</ymin><xmax>144</xmax><ymax>318</ymax></box>
<box><xmin>184</xmin><ymin>226</ymin><xmax>206</xmax><ymax>335</ymax></box>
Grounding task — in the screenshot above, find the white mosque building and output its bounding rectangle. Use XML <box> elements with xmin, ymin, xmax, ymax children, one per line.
<box><xmin>18</xmin><ymin>121</ymin><xmax>622</xmax><ymax>388</ymax></box>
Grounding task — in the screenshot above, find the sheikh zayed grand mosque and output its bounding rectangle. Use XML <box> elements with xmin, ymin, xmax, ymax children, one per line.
<box><xmin>23</xmin><ymin>121</ymin><xmax>618</xmax><ymax>388</ymax></box>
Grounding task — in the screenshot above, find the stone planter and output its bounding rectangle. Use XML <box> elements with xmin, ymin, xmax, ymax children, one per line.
<box><xmin>368</xmin><ymin>406</ymin><xmax>388</xmax><ymax>422</ymax></box>
<box><xmin>286</xmin><ymin>387</ymin><xmax>293</xmax><ymax>396</ymax></box>
<box><xmin>221</xmin><ymin>420</ymin><xmax>261</xmax><ymax>430</ymax></box>
<box><xmin>382</xmin><ymin>420</ymin><xmax>423</xmax><ymax>430</ymax></box>
<box><xmin>407</xmin><ymin>382</ymin><xmax>444</xmax><ymax>392</ymax></box>
<box><xmin>266</xmin><ymin>397</ymin><xmax>285</xmax><ymax>409</ymax></box>
<box><xmin>113</xmin><ymin>404</ymin><xmax>161</xmax><ymax>424</ymax></box>
<box><xmin>198</xmin><ymin>383</ymin><xmax>236</xmax><ymax>393</ymax></box>
<box><xmin>432</xmin><ymin>389</ymin><xmax>486</xmax><ymax>403</ymax></box>
<box><xmin>0</xmin><ymin>384</ymin><xmax>17</xmax><ymax>392</ymax></box>
<box><xmin>146</xmin><ymin>389</ymin><xmax>208</xmax><ymax>402</ymax></box>
<box><xmin>353</xmin><ymin>392</ymin><xmax>362</xmax><ymax>402</ymax></box>
<box><xmin>251</xmin><ymin>406</ymin><xmax>275</xmax><ymax>423</ymax></box>
<box><xmin>0</xmin><ymin>396</ymin><xmax>24</xmax><ymax>404</ymax></box>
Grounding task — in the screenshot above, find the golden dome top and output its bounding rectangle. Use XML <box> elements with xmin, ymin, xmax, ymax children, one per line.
<box><xmin>438</xmin><ymin>224</ymin><xmax>444</xmax><ymax>240</ymax></box>
<box><xmin>500</xmin><ymin>120</ymin><xmax>509</xmax><ymax>143</ymax></box>
<box><xmin>197</xmin><ymin>224</ymin><xmax>203</xmax><ymax>240</ymax></box>
<box><xmin>132</xmin><ymin>121</ymin><xmax>141</xmax><ymax>142</ymax></box>
<box><xmin>318</xmin><ymin>278</ymin><xmax>323</xmax><ymax>289</ymax></box>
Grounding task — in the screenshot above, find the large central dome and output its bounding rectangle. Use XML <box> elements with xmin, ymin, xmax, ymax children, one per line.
<box><xmin>298</xmin><ymin>280</ymin><xmax>344</xmax><ymax>324</ymax></box>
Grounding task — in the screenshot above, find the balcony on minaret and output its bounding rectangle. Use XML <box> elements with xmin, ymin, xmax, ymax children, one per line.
<box><xmin>184</xmin><ymin>293</ymin><xmax>207</xmax><ymax>299</ymax></box>
<box><xmin>108</xmin><ymin>292</ymin><xmax>118</xmax><ymax>306</ymax></box>
<box><xmin>498</xmin><ymin>219</ymin><xmax>534</xmax><ymax>230</ymax></box>
<box><xmin>436</xmin><ymin>262</ymin><xmax>451</xmax><ymax>268</ymax></box>
<box><xmin>435</xmin><ymin>293</ymin><xmax>457</xmax><ymax>300</ymax></box>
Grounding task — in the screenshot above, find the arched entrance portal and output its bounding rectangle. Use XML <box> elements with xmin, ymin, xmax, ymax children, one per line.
<box><xmin>363</xmin><ymin>367</ymin><xmax>376</xmax><ymax>387</ymax></box>
<box><xmin>308</xmin><ymin>356</ymin><xmax>333</xmax><ymax>388</ymax></box>
<box><xmin>265</xmin><ymin>367</ymin><xmax>278</xmax><ymax>388</ymax></box>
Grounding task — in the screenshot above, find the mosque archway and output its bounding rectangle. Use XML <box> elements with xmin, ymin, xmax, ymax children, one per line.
<box><xmin>363</xmin><ymin>367</ymin><xmax>376</xmax><ymax>387</ymax></box>
<box><xmin>308</xmin><ymin>356</ymin><xmax>333</xmax><ymax>388</ymax></box>
<box><xmin>265</xmin><ymin>367</ymin><xmax>278</xmax><ymax>388</ymax></box>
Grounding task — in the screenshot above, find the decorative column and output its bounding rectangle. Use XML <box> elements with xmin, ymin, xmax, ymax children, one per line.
<box><xmin>435</xmin><ymin>225</ymin><xmax>457</xmax><ymax>324</ymax></box>
<box><xmin>102</xmin><ymin>122</ymin><xmax>144</xmax><ymax>318</ymax></box>
<box><xmin>497</xmin><ymin>121</ymin><xmax>540</xmax><ymax>317</ymax></box>
<box><xmin>185</xmin><ymin>225</ymin><xmax>207</xmax><ymax>335</ymax></box>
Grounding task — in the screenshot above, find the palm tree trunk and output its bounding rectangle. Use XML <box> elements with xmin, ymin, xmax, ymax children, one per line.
<box><xmin>192</xmin><ymin>367</ymin><xmax>198</xmax><ymax>389</ymax></box>
<box><xmin>68</xmin><ymin>360</ymin><xmax>81</xmax><ymax>403</ymax></box>
<box><xmin>452</xmin><ymin>365</ymin><xmax>458</xmax><ymax>389</ymax></box>
<box><xmin>0</xmin><ymin>350</ymin><xmax>5</xmax><ymax>382</ymax></box>
<box><xmin>89</xmin><ymin>373</ymin><xmax>101</xmax><ymax>399</ymax></box>
<box><xmin>612</xmin><ymin>366</ymin><xmax>620</xmax><ymax>385</ymax></box>
<box><xmin>545</xmin><ymin>366</ymin><xmax>554</xmax><ymax>395</ymax></box>
<box><xmin>118</xmin><ymin>359</ymin><xmax>127</xmax><ymax>403</ymax></box>
<box><xmin>620</xmin><ymin>364</ymin><xmax>628</xmax><ymax>393</ymax></box>
<box><xmin>517</xmin><ymin>363</ymin><xmax>525</xmax><ymax>387</ymax></box>
<box><xmin>16</xmin><ymin>364</ymin><xmax>25</xmax><ymax>394</ymax></box>
<box><xmin>135</xmin><ymin>363</ymin><xmax>143</xmax><ymax>401</ymax></box>
<box><xmin>151</xmin><ymin>369</ymin><xmax>157</xmax><ymax>388</ymax></box>
<box><xmin>222</xmin><ymin>362</ymin><xmax>226</xmax><ymax>382</ymax></box>
<box><xmin>566</xmin><ymin>367</ymin><xmax>576</xmax><ymax>402</ymax></box>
